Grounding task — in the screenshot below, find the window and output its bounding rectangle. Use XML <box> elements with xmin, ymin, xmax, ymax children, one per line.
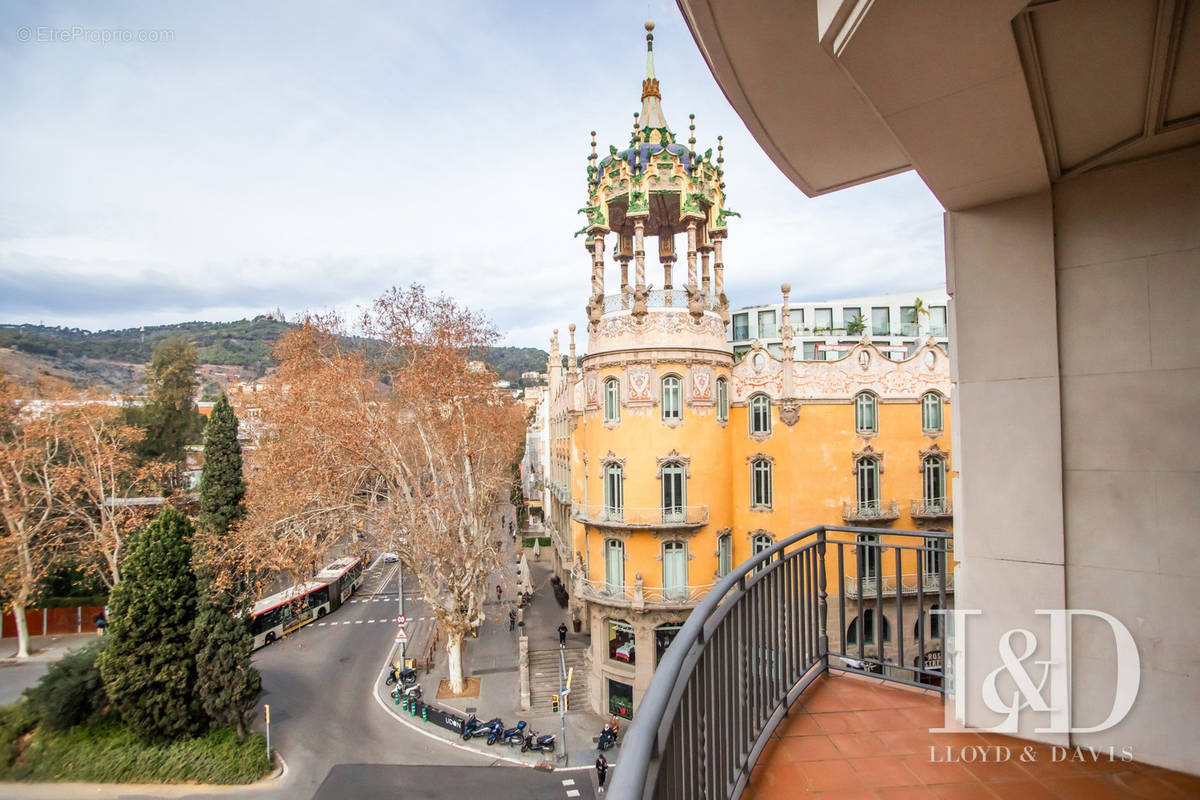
<box><xmin>732</xmin><ymin>313</ymin><xmax>749</xmax><ymax>340</ymax></box>
<box><xmin>603</xmin><ymin>464</ymin><xmax>624</xmax><ymax>521</ymax></box>
<box><xmin>661</xmin><ymin>462</ymin><xmax>686</xmax><ymax>523</ymax></box>
<box><xmin>605</xmin><ymin>539</ymin><xmax>625</xmax><ymax>593</ymax></box>
<box><xmin>662</xmin><ymin>541</ymin><xmax>687</xmax><ymax>601</ymax></box>
<box><xmin>802</xmin><ymin>342</ymin><xmax>817</xmax><ymax>360</ymax></box>
<box><xmin>923</xmin><ymin>456</ymin><xmax>946</xmax><ymax>511</ymax></box>
<box><xmin>603</xmin><ymin>378</ymin><xmax>620</xmax><ymax>422</ymax></box>
<box><xmin>854</xmin><ymin>392</ymin><xmax>878</xmax><ymax>434</ymax></box>
<box><xmin>607</xmin><ymin>619</ymin><xmax>635</xmax><ymax>665</ymax></box>
<box><xmin>655</xmin><ymin>623</ymin><xmax>683</xmax><ymax>664</ymax></box>
<box><xmin>923</xmin><ymin>538</ymin><xmax>946</xmax><ymax>579</ymax></box>
<box><xmin>915</xmin><ymin>603</ymin><xmax>944</xmax><ymax>641</ymax></box>
<box><xmin>751</xmin><ymin>458</ymin><xmax>773</xmax><ymax>508</ymax></box>
<box><xmin>757</xmin><ymin>310</ymin><xmax>777</xmax><ymax>338</ymax></box>
<box><xmin>856</xmin><ymin>458</ymin><xmax>880</xmax><ymax>512</ymax></box>
<box><xmin>749</xmin><ymin>394</ymin><xmax>771</xmax><ymax>436</ymax></box>
<box><xmin>788</xmin><ymin>309</ymin><xmax>804</xmax><ymax>330</ymax></box>
<box><xmin>921</xmin><ymin>392</ymin><xmax>943</xmax><ymax>433</ymax></box>
<box><xmin>717</xmin><ymin>534</ymin><xmax>732</xmax><ymax>577</ymax></box>
<box><xmin>847</xmin><ymin>609</ymin><xmax>891</xmax><ymax>645</ymax></box>
<box><xmin>716</xmin><ymin>378</ymin><xmax>729</xmax><ymax>422</ymax></box>
<box><xmin>842</xmin><ymin>306</ymin><xmax>861</xmax><ymax>330</ymax></box>
<box><xmin>857</xmin><ymin>533</ymin><xmax>881</xmax><ymax>579</ymax></box>
<box><xmin>901</xmin><ymin>306</ymin><xmax>918</xmax><ymax>336</ymax></box>
<box><xmin>929</xmin><ymin>306</ymin><xmax>948</xmax><ymax>336</ymax></box>
<box><xmin>814</xmin><ymin>307</ymin><xmax>833</xmax><ymax>331</ymax></box>
<box><xmin>609</xmin><ymin>678</ymin><xmax>634</xmax><ymax>718</ymax></box>
<box><xmin>661</xmin><ymin>375</ymin><xmax>682</xmax><ymax>421</ymax></box>
<box><xmin>871</xmin><ymin>307</ymin><xmax>890</xmax><ymax>336</ymax></box>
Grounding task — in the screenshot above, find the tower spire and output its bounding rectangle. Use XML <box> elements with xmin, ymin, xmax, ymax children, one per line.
<box><xmin>639</xmin><ymin>20</ymin><xmax>670</xmax><ymax>135</ymax></box>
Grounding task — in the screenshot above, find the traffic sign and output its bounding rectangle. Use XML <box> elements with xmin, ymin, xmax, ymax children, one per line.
<box><xmin>396</xmin><ymin>614</ymin><xmax>407</xmax><ymax>626</ymax></box>
<box><xmin>395</xmin><ymin>629</ymin><xmax>409</xmax><ymax>643</ymax></box>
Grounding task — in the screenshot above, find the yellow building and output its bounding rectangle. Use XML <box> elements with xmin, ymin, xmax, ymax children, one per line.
<box><xmin>542</xmin><ymin>22</ymin><xmax>953</xmax><ymax>719</ymax></box>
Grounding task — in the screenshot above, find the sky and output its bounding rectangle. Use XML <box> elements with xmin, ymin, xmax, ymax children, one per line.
<box><xmin>0</xmin><ymin>0</ymin><xmax>946</xmax><ymax>348</ymax></box>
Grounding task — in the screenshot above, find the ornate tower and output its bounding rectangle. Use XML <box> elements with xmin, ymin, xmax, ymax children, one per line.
<box><xmin>567</xmin><ymin>20</ymin><xmax>739</xmax><ymax>719</ymax></box>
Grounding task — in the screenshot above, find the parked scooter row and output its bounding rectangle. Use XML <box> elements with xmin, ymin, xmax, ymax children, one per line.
<box><xmin>461</xmin><ymin>715</ymin><xmax>557</xmax><ymax>753</ymax></box>
<box><xmin>387</xmin><ymin>663</ymin><xmax>423</xmax><ymax>702</ymax></box>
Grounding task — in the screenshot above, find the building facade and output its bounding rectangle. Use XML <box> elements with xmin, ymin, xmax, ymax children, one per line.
<box><xmin>541</xmin><ymin>22</ymin><xmax>954</xmax><ymax>719</ymax></box>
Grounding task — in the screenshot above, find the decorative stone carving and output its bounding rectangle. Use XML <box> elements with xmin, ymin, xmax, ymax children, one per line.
<box><xmin>584</xmin><ymin>373</ymin><xmax>600</xmax><ymax>409</ymax></box>
<box><xmin>689</xmin><ymin>366</ymin><xmax>713</xmax><ymax>405</ymax></box>
<box><xmin>626</xmin><ymin>367</ymin><xmax>654</xmax><ymax>404</ymax></box>
<box><xmin>655</xmin><ymin>449</ymin><xmax>691</xmax><ymax>476</ymax></box>
<box><xmin>632</xmin><ymin>284</ymin><xmax>650</xmax><ymax>322</ymax></box>
<box><xmin>851</xmin><ymin>444</ymin><xmax>883</xmax><ymax>472</ymax></box>
<box><xmin>600</xmin><ymin>450</ymin><xmax>626</xmax><ymax>468</ymax></box>
<box><xmin>779</xmin><ymin>399</ymin><xmax>800</xmax><ymax>426</ymax></box>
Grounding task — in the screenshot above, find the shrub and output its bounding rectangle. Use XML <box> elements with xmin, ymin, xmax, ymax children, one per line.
<box><xmin>0</xmin><ymin>703</ymin><xmax>38</xmax><ymax>775</ymax></box>
<box><xmin>24</xmin><ymin>638</ymin><xmax>111</xmax><ymax>730</ymax></box>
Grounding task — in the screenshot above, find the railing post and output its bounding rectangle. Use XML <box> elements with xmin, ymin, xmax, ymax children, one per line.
<box><xmin>816</xmin><ymin>529</ymin><xmax>828</xmax><ymax>664</ymax></box>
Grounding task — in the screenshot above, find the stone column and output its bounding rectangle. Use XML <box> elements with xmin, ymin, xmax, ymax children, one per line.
<box><xmin>701</xmin><ymin>247</ymin><xmax>712</xmax><ymax>301</ymax></box>
<box><xmin>591</xmin><ymin>235</ymin><xmax>605</xmax><ymax>297</ymax></box>
<box><xmin>686</xmin><ymin>221</ymin><xmax>698</xmax><ymax>289</ymax></box>
<box><xmin>712</xmin><ymin>233</ymin><xmax>728</xmax><ymax>324</ymax></box>
<box><xmin>659</xmin><ymin>235</ymin><xmax>675</xmax><ymax>290</ymax></box>
<box><xmin>618</xmin><ymin>233</ymin><xmax>633</xmax><ymax>310</ymax></box>
<box><xmin>634</xmin><ymin>219</ymin><xmax>646</xmax><ymax>289</ymax></box>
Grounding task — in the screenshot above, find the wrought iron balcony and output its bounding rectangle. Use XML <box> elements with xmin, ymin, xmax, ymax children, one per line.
<box><xmin>842</xmin><ymin>571</ymin><xmax>954</xmax><ymax>598</ymax></box>
<box><xmin>576</xmin><ymin>575</ymin><xmax>714</xmax><ymax>609</ymax></box>
<box><xmin>841</xmin><ymin>498</ymin><xmax>899</xmax><ymax>523</ymax></box>
<box><xmin>572</xmin><ymin>504</ymin><xmax>709</xmax><ymax>529</ymax></box>
<box><xmin>911</xmin><ymin>497</ymin><xmax>953</xmax><ymax>519</ymax></box>
<box><xmin>608</xmin><ymin>525</ymin><xmax>952</xmax><ymax>800</ymax></box>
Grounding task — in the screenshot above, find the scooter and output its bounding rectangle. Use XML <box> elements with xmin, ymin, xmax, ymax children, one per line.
<box><xmin>520</xmin><ymin>730</ymin><xmax>557</xmax><ymax>753</ymax></box>
<box><xmin>598</xmin><ymin>724</ymin><xmax>618</xmax><ymax>751</ymax></box>
<box><xmin>390</xmin><ymin>682</ymin><xmax>422</xmax><ymax>702</ymax></box>
<box><xmin>500</xmin><ymin>720</ymin><xmax>527</xmax><ymax>747</ymax></box>
<box><xmin>462</xmin><ymin>714</ymin><xmax>504</xmax><ymax>742</ymax></box>
<box><xmin>386</xmin><ymin>665</ymin><xmax>418</xmax><ymax>687</ymax></box>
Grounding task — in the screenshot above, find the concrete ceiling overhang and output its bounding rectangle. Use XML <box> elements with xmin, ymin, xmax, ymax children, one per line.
<box><xmin>677</xmin><ymin>0</ymin><xmax>1200</xmax><ymax>212</ymax></box>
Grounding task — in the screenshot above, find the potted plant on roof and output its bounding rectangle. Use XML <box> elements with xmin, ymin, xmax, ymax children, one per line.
<box><xmin>846</xmin><ymin>314</ymin><xmax>867</xmax><ymax>336</ymax></box>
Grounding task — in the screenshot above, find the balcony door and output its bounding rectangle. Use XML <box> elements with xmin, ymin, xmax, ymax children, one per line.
<box><xmin>857</xmin><ymin>533</ymin><xmax>880</xmax><ymax>581</ymax></box>
<box><xmin>856</xmin><ymin>458</ymin><xmax>880</xmax><ymax>513</ymax></box>
<box><xmin>661</xmin><ymin>463</ymin><xmax>685</xmax><ymax>523</ymax></box>
<box><xmin>922</xmin><ymin>456</ymin><xmax>945</xmax><ymax>512</ymax></box>
<box><xmin>605</xmin><ymin>539</ymin><xmax>625</xmax><ymax>594</ymax></box>
<box><xmin>662</xmin><ymin>541</ymin><xmax>686</xmax><ymax>601</ymax></box>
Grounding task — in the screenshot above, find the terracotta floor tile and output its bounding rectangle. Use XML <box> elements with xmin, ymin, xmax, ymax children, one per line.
<box><xmin>876</xmin><ymin>787</ymin><xmax>937</xmax><ymax>800</ymax></box>
<box><xmin>801</xmin><ymin>759</ymin><xmax>868</xmax><ymax>792</ymax></box>
<box><xmin>903</xmin><ymin>753</ymin><xmax>974</xmax><ymax>785</ymax></box>
<box><xmin>849</xmin><ymin>755</ymin><xmax>922</xmax><ymax>787</ymax></box>
<box><xmin>779</xmin><ymin>734</ymin><xmax>841</xmax><ymax>762</ymax></box>
<box><xmin>873</xmin><ymin>728</ymin><xmax>928</xmax><ymax>755</ymax></box>
<box><xmin>876</xmin><ymin>685</ymin><xmax>938</xmax><ymax>709</ymax></box>
<box><xmin>779</xmin><ymin>713</ymin><xmax>825</xmax><ymax>737</ymax></box>
<box><xmin>899</xmin><ymin>703</ymin><xmax>949</xmax><ymax>729</ymax></box>
<box><xmin>857</xmin><ymin>708</ymin><xmax>920</xmax><ymax>731</ymax></box>
<box><xmin>985</xmin><ymin>780</ymin><xmax>1060</xmax><ymax>800</ymax></box>
<box><xmin>812</xmin><ymin>789</ymin><xmax>879</xmax><ymax>800</ymax></box>
<box><xmin>960</xmin><ymin>757</ymin><xmax>1035</xmax><ymax>783</ymax></box>
<box><xmin>1114</xmin><ymin>772</ymin><xmax>1191</xmax><ymax>798</ymax></box>
<box><xmin>831</xmin><ymin>732</ymin><xmax>891</xmax><ymax>758</ymax></box>
<box><xmin>1042</xmin><ymin>776</ymin><xmax>1141</xmax><ymax>800</ymax></box>
<box><xmin>930</xmin><ymin>782</ymin><xmax>1000</xmax><ymax>799</ymax></box>
<box><xmin>814</xmin><ymin>711</ymin><xmax>868</xmax><ymax>733</ymax></box>
<box><xmin>1158</xmin><ymin>770</ymin><xmax>1200</xmax><ymax>795</ymax></box>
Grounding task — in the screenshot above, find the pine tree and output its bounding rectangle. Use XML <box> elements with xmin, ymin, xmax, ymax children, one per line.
<box><xmin>192</xmin><ymin>394</ymin><xmax>260</xmax><ymax>738</ymax></box>
<box><xmin>99</xmin><ymin>507</ymin><xmax>206</xmax><ymax>740</ymax></box>
<box><xmin>127</xmin><ymin>336</ymin><xmax>206</xmax><ymax>466</ymax></box>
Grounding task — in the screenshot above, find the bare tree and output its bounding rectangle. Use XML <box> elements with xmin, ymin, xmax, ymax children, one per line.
<box><xmin>239</xmin><ymin>287</ymin><xmax>524</xmax><ymax>692</ymax></box>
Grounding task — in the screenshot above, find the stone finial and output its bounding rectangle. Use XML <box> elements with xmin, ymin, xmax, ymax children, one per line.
<box><xmin>688</xmin><ymin>113</ymin><xmax>696</xmax><ymax>147</ymax></box>
<box><xmin>567</xmin><ymin>323</ymin><xmax>577</xmax><ymax>371</ymax></box>
<box><xmin>550</xmin><ymin>328</ymin><xmax>560</xmax><ymax>359</ymax></box>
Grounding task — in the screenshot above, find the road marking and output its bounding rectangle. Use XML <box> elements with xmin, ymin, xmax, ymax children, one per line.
<box><xmin>318</xmin><ymin>622</ymin><xmax>327</xmax><ymax>626</ymax></box>
<box><xmin>566</xmin><ymin>791</ymin><xmax>580</xmax><ymax>797</ymax></box>
<box><xmin>562</xmin><ymin>778</ymin><xmax>575</xmax><ymax>785</ymax></box>
<box><xmin>367</xmin><ymin>619</ymin><xmax>375</xmax><ymax>623</ymax></box>
<box><xmin>355</xmin><ymin>620</ymin><xmax>363</xmax><ymax>624</ymax></box>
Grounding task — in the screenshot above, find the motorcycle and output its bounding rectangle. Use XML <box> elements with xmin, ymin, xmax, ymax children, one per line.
<box><xmin>386</xmin><ymin>664</ymin><xmax>418</xmax><ymax>687</ymax></box>
<box><xmin>500</xmin><ymin>720</ymin><xmax>527</xmax><ymax>747</ymax></box>
<box><xmin>390</xmin><ymin>682</ymin><xmax>422</xmax><ymax>702</ymax></box>
<box><xmin>520</xmin><ymin>730</ymin><xmax>557</xmax><ymax>753</ymax></box>
<box><xmin>598</xmin><ymin>724</ymin><xmax>618</xmax><ymax>751</ymax></box>
<box><xmin>462</xmin><ymin>714</ymin><xmax>505</xmax><ymax>742</ymax></box>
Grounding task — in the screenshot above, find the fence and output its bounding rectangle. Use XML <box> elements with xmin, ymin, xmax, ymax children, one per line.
<box><xmin>2</xmin><ymin>605</ymin><xmax>106</xmax><ymax>638</ymax></box>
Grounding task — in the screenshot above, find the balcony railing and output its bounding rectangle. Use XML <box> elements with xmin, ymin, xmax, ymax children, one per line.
<box><xmin>572</xmin><ymin>504</ymin><xmax>709</xmax><ymax>528</ymax></box>
<box><xmin>842</xmin><ymin>499</ymin><xmax>899</xmax><ymax>522</ymax></box>
<box><xmin>608</xmin><ymin>526</ymin><xmax>951</xmax><ymax>800</ymax></box>
<box><xmin>602</xmin><ymin>290</ymin><xmax>722</xmax><ymax>314</ymax></box>
<box><xmin>911</xmin><ymin>498</ymin><xmax>953</xmax><ymax>519</ymax></box>
<box><xmin>842</xmin><ymin>570</ymin><xmax>954</xmax><ymax>598</ymax></box>
<box><xmin>577</xmin><ymin>576</ymin><xmax>714</xmax><ymax>608</ymax></box>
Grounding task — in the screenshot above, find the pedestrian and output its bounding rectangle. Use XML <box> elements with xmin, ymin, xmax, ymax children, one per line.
<box><xmin>508</xmin><ymin>609</ymin><xmax>517</xmax><ymax>631</ymax></box>
<box><xmin>558</xmin><ymin>622</ymin><xmax>567</xmax><ymax>648</ymax></box>
<box><xmin>496</xmin><ymin>583</ymin><xmax>503</xmax><ymax>603</ymax></box>
<box><xmin>94</xmin><ymin>612</ymin><xmax>107</xmax><ymax>636</ymax></box>
<box><xmin>596</xmin><ymin>753</ymin><xmax>608</xmax><ymax>794</ymax></box>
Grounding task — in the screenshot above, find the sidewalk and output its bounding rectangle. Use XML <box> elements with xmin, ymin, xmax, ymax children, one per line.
<box><xmin>378</xmin><ymin>503</ymin><xmax>612</xmax><ymax>770</ymax></box>
<box><xmin>0</xmin><ymin>633</ymin><xmax>99</xmax><ymax>705</ymax></box>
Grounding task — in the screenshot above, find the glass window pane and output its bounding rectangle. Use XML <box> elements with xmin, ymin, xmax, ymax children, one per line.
<box><xmin>757</xmin><ymin>310</ymin><xmax>777</xmax><ymax>338</ymax></box>
<box><xmin>842</xmin><ymin>307</ymin><xmax>861</xmax><ymax>330</ymax></box>
<box><xmin>815</xmin><ymin>308</ymin><xmax>833</xmax><ymax>330</ymax></box>
<box><xmin>718</xmin><ymin>535</ymin><xmax>732</xmax><ymax>576</ymax></box>
<box><xmin>871</xmin><ymin>307</ymin><xmax>890</xmax><ymax>336</ymax></box>
<box><xmin>606</xmin><ymin>541</ymin><xmax>624</xmax><ymax>591</ymax></box>
<box><xmin>716</xmin><ymin>379</ymin><xmax>728</xmax><ymax>421</ymax></box>
<box><xmin>732</xmin><ymin>313</ymin><xmax>749</xmax><ymax>340</ymax></box>
<box><xmin>930</xmin><ymin>306</ymin><xmax>947</xmax><ymax>336</ymax></box>
<box><xmin>788</xmin><ymin>309</ymin><xmax>804</xmax><ymax>330</ymax></box>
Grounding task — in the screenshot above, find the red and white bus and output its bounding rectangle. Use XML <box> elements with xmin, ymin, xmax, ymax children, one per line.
<box><xmin>250</xmin><ymin>556</ymin><xmax>364</xmax><ymax>648</ymax></box>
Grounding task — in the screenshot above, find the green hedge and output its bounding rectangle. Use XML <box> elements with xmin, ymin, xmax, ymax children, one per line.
<box><xmin>0</xmin><ymin>717</ymin><xmax>270</xmax><ymax>784</ymax></box>
<box><xmin>522</xmin><ymin>537</ymin><xmax>551</xmax><ymax>548</ymax></box>
<box><xmin>38</xmin><ymin>595</ymin><xmax>108</xmax><ymax>609</ymax></box>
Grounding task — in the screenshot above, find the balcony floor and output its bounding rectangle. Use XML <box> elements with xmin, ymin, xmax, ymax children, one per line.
<box><xmin>744</xmin><ymin>672</ymin><xmax>1199</xmax><ymax>799</ymax></box>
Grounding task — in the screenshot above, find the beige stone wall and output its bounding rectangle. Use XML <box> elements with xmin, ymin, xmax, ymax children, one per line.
<box><xmin>949</xmin><ymin>144</ymin><xmax>1200</xmax><ymax>772</ymax></box>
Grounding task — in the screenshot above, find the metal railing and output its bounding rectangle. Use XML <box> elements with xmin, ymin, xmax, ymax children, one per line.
<box><xmin>572</xmin><ymin>504</ymin><xmax>709</xmax><ymax>528</ymax></box>
<box><xmin>608</xmin><ymin>526</ymin><xmax>951</xmax><ymax>800</ymax></box>
<box><xmin>577</xmin><ymin>577</ymin><xmax>715</xmax><ymax>607</ymax></box>
<box><xmin>911</xmin><ymin>498</ymin><xmax>953</xmax><ymax>518</ymax></box>
<box><xmin>842</xmin><ymin>499</ymin><xmax>899</xmax><ymax>522</ymax></box>
<box><xmin>842</xmin><ymin>570</ymin><xmax>955</xmax><ymax>598</ymax></box>
<box><xmin>602</xmin><ymin>290</ymin><xmax>722</xmax><ymax>314</ymax></box>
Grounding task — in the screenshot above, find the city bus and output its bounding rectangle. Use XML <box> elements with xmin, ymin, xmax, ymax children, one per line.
<box><xmin>316</xmin><ymin>556</ymin><xmax>364</xmax><ymax>610</ymax></box>
<box><xmin>250</xmin><ymin>581</ymin><xmax>332</xmax><ymax>648</ymax></box>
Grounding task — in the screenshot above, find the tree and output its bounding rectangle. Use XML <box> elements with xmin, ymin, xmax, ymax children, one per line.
<box><xmin>99</xmin><ymin>506</ymin><xmax>205</xmax><ymax>740</ymax></box>
<box><xmin>128</xmin><ymin>336</ymin><xmax>206</xmax><ymax>468</ymax></box>
<box><xmin>58</xmin><ymin>402</ymin><xmax>169</xmax><ymax>588</ymax></box>
<box><xmin>846</xmin><ymin>313</ymin><xmax>867</xmax><ymax>336</ymax></box>
<box><xmin>238</xmin><ymin>286</ymin><xmax>525</xmax><ymax>693</ymax></box>
<box><xmin>191</xmin><ymin>394</ymin><xmax>260</xmax><ymax>739</ymax></box>
<box><xmin>0</xmin><ymin>375</ymin><xmax>68</xmax><ymax>659</ymax></box>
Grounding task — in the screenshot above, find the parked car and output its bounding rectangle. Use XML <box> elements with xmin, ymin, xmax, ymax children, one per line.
<box><xmin>382</xmin><ymin>552</ymin><xmax>400</xmax><ymax>563</ymax></box>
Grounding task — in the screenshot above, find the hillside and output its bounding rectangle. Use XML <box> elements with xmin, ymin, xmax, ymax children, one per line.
<box><xmin>0</xmin><ymin>319</ymin><xmax>549</xmax><ymax>393</ymax></box>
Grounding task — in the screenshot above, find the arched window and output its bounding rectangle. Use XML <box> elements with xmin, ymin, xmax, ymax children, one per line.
<box><xmin>854</xmin><ymin>392</ymin><xmax>878</xmax><ymax>434</ymax></box>
<box><xmin>603</xmin><ymin>377</ymin><xmax>620</xmax><ymax>423</ymax></box>
<box><xmin>603</xmin><ymin>464</ymin><xmax>624</xmax><ymax>521</ymax></box>
<box><xmin>915</xmin><ymin>603</ymin><xmax>944</xmax><ymax>642</ymax></box>
<box><xmin>922</xmin><ymin>456</ymin><xmax>946</xmax><ymax>512</ymax></box>
<box><xmin>856</xmin><ymin>457</ymin><xmax>880</xmax><ymax>512</ymax></box>
<box><xmin>749</xmin><ymin>393</ymin><xmax>771</xmax><ymax>435</ymax></box>
<box><xmin>716</xmin><ymin>378</ymin><xmax>729</xmax><ymax>422</ymax></box>
<box><xmin>847</xmin><ymin>609</ymin><xmax>891</xmax><ymax>645</ymax></box>
<box><xmin>661</xmin><ymin>375</ymin><xmax>682</xmax><ymax>421</ymax></box>
<box><xmin>923</xmin><ymin>537</ymin><xmax>946</xmax><ymax>579</ymax></box>
<box><xmin>605</xmin><ymin>539</ymin><xmax>625</xmax><ymax>593</ymax></box>
<box><xmin>750</xmin><ymin>458</ymin><xmax>773</xmax><ymax>509</ymax></box>
<box><xmin>717</xmin><ymin>533</ymin><xmax>733</xmax><ymax>577</ymax></box>
<box><xmin>661</xmin><ymin>462</ymin><xmax>686</xmax><ymax>523</ymax></box>
<box><xmin>857</xmin><ymin>533</ymin><xmax>880</xmax><ymax>579</ymax></box>
<box><xmin>752</xmin><ymin>533</ymin><xmax>773</xmax><ymax>572</ymax></box>
<box><xmin>662</xmin><ymin>541</ymin><xmax>687</xmax><ymax>601</ymax></box>
<box><xmin>921</xmin><ymin>391</ymin><xmax>943</xmax><ymax>433</ymax></box>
